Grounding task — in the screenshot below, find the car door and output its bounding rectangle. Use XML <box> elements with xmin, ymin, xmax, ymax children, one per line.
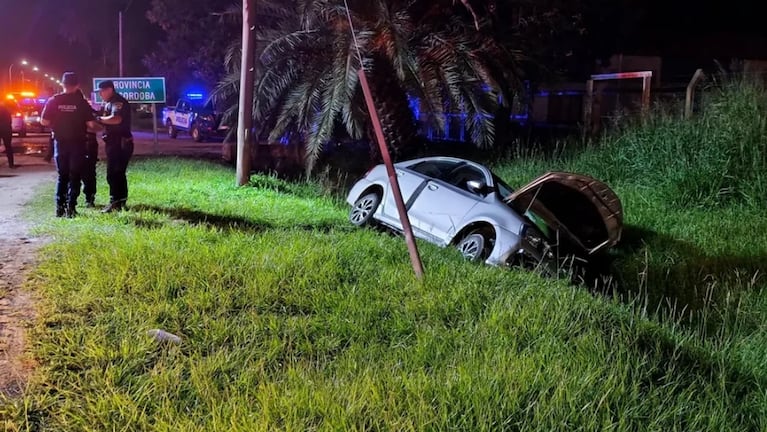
<box><xmin>379</xmin><ymin>159</ymin><xmax>458</xmax><ymax>231</ymax></box>
<box><xmin>407</xmin><ymin>163</ymin><xmax>486</xmax><ymax>243</ymax></box>
<box><xmin>378</xmin><ymin>163</ymin><xmax>439</xmax><ymax>227</ymax></box>
<box><xmin>175</xmin><ymin>101</ymin><xmax>191</xmax><ymax>129</ymax></box>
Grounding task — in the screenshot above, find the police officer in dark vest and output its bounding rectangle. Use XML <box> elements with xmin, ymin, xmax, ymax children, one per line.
<box><xmin>41</xmin><ymin>72</ymin><xmax>101</xmax><ymax>217</ymax></box>
<box><xmin>95</xmin><ymin>80</ymin><xmax>133</xmax><ymax>213</ymax></box>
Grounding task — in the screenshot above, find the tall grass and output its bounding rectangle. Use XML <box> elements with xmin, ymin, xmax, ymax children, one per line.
<box><xmin>584</xmin><ymin>82</ymin><xmax>767</xmax><ymax>208</ymax></box>
<box><xmin>494</xmin><ymin>82</ymin><xmax>767</xmax><ymax>209</ymax></box>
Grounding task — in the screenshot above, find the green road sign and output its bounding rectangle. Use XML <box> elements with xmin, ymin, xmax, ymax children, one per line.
<box><xmin>92</xmin><ymin>77</ymin><xmax>166</xmax><ymax>103</ymax></box>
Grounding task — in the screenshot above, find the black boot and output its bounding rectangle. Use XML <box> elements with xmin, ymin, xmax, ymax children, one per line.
<box><xmin>56</xmin><ymin>205</ymin><xmax>65</xmax><ymax>218</ymax></box>
<box><xmin>101</xmin><ymin>200</ymin><xmax>125</xmax><ymax>213</ymax></box>
<box><xmin>65</xmin><ymin>205</ymin><xmax>77</xmax><ymax>218</ymax></box>
<box><xmin>85</xmin><ymin>196</ymin><xmax>96</xmax><ymax>208</ymax></box>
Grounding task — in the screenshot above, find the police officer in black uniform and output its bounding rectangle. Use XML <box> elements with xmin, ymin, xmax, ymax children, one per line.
<box><xmin>41</xmin><ymin>72</ymin><xmax>100</xmax><ymax>218</ymax></box>
<box><xmin>95</xmin><ymin>80</ymin><xmax>133</xmax><ymax>213</ymax></box>
<box><xmin>0</xmin><ymin>101</ymin><xmax>15</xmax><ymax>168</ymax></box>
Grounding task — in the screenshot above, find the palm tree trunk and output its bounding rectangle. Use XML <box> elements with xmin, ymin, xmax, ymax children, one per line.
<box><xmin>364</xmin><ymin>55</ymin><xmax>421</xmax><ymax>162</ymax></box>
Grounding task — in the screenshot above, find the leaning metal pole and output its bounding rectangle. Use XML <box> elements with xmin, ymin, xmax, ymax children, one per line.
<box><xmin>357</xmin><ymin>69</ymin><xmax>425</xmax><ymax>278</ymax></box>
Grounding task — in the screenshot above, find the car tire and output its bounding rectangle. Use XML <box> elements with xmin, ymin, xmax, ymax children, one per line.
<box><xmin>457</xmin><ymin>231</ymin><xmax>492</xmax><ymax>262</ymax></box>
<box><xmin>167</xmin><ymin>120</ymin><xmax>178</xmax><ymax>139</ymax></box>
<box><xmin>349</xmin><ymin>192</ymin><xmax>381</xmax><ymax>227</ymax></box>
<box><xmin>191</xmin><ymin>124</ymin><xmax>204</xmax><ymax>142</ymax></box>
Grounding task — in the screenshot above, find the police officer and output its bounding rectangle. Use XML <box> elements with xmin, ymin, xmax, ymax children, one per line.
<box><xmin>0</xmin><ymin>101</ymin><xmax>15</xmax><ymax>168</ymax></box>
<box><xmin>95</xmin><ymin>80</ymin><xmax>133</xmax><ymax>213</ymax></box>
<box><xmin>40</xmin><ymin>72</ymin><xmax>100</xmax><ymax>217</ymax></box>
<box><xmin>76</xmin><ymin>89</ymin><xmax>99</xmax><ymax>207</ymax></box>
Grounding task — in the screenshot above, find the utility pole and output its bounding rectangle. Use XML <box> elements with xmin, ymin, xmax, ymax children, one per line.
<box><xmin>119</xmin><ymin>11</ymin><xmax>124</xmax><ymax>77</ymax></box>
<box><xmin>236</xmin><ymin>0</ymin><xmax>256</xmax><ymax>186</ymax></box>
<box><xmin>119</xmin><ymin>1</ymin><xmax>133</xmax><ymax>77</ymax></box>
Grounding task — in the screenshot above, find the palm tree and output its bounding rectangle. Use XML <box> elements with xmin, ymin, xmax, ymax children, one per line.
<box><xmin>212</xmin><ymin>0</ymin><xmax>522</xmax><ymax>172</ymax></box>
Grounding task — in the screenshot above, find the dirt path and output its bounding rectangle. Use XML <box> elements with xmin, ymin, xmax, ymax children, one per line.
<box><xmin>0</xmin><ymin>155</ymin><xmax>55</xmax><ymax>397</ymax></box>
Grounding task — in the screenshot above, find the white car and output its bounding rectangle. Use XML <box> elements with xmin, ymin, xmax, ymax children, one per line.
<box><xmin>346</xmin><ymin>157</ymin><xmax>623</xmax><ymax>271</ymax></box>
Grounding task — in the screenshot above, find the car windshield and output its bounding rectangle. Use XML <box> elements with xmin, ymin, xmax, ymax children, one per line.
<box><xmin>494</xmin><ymin>175</ymin><xmax>514</xmax><ymax>198</ymax></box>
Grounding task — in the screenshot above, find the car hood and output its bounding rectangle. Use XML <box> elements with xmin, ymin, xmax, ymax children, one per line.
<box><xmin>507</xmin><ymin>172</ymin><xmax>623</xmax><ymax>254</ymax></box>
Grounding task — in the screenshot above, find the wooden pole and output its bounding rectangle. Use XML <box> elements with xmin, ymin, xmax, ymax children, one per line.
<box><xmin>685</xmin><ymin>69</ymin><xmax>705</xmax><ymax>119</ymax></box>
<box><xmin>236</xmin><ymin>0</ymin><xmax>256</xmax><ymax>186</ymax></box>
<box><xmin>641</xmin><ymin>74</ymin><xmax>652</xmax><ymax>121</ymax></box>
<box><xmin>358</xmin><ymin>69</ymin><xmax>425</xmax><ymax>279</ymax></box>
<box><xmin>583</xmin><ymin>79</ymin><xmax>594</xmax><ymax>136</ymax></box>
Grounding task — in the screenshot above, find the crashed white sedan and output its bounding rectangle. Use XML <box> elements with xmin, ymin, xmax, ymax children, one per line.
<box><xmin>346</xmin><ymin>157</ymin><xmax>623</xmax><ymax>271</ymax></box>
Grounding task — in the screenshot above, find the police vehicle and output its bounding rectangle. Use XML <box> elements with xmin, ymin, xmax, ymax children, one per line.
<box><xmin>162</xmin><ymin>93</ymin><xmax>227</xmax><ymax>142</ymax></box>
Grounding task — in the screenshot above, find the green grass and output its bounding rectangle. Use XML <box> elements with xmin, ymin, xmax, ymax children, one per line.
<box><xmin>3</xmin><ymin>83</ymin><xmax>767</xmax><ymax>430</ymax></box>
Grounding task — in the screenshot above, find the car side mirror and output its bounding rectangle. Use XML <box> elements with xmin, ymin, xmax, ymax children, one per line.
<box><xmin>466</xmin><ymin>180</ymin><xmax>487</xmax><ymax>195</ymax></box>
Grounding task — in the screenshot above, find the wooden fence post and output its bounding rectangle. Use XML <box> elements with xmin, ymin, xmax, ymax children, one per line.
<box><xmin>583</xmin><ymin>79</ymin><xmax>594</xmax><ymax>136</ymax></box>
<box><xmin>685</xmin><ymin>69</ymin><xmax>705</xmax><ymax>119</ymax></box>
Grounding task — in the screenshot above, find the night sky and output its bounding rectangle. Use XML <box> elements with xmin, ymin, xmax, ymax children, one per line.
<box><xmin>0</xmin><ymin>0</ymin><xmax>155</xmax><ymax>91</ymax></box>
<box><xmin>0</xmin><ymin>0</ymin><xmax>764</xmax><ymax>91</ymax></box>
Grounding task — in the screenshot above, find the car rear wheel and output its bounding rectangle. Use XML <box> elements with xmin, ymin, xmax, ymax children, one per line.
<box><xmin>457</xmin><ymin>232</ymin><xmax>491</xmax><ymax>262</ymax></box>
<box><xmin>166</xmin><ymin>120</ymin><xmax>177</xmax><ymax>138</ymax></box>
<box><xmin>350</xmin><ymin>192</ymin><xmax>381</xmax><ymax>227</ymax></box>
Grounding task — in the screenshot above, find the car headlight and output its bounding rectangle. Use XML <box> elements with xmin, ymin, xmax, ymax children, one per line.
<box><xmin>517</xmin><ymin>225</ymin><xmax>555</xmax><ymax>262</ymax></box>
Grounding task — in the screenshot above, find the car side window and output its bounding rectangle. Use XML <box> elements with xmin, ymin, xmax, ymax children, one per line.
<box><xmin>444</xmin><ymin>165</ymin><xmax>486</xmax><ymax>194</ymax></box>
<box><xmin>409</xmin><ymin>160</ymin><xmax>459</xmax><ymax>179</ymax></box>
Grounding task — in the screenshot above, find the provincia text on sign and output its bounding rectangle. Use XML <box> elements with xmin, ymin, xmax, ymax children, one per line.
<box><xmin>92</xmin><ymin>77</ymin><xmax>166</xmax><ymax>104</ymax></box>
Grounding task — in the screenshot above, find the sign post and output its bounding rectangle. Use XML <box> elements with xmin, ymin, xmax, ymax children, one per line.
<box><xmin>92</xmin><ymin>77</ymin><xmax>166</xmax><ymax>155</ymax></box>
<box><xmin>155</xmin><ymin>101</ymin><xmax>159</xmax><ymax>155</ymax></box>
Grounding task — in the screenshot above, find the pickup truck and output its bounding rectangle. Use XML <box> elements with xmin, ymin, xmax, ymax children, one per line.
<box><xmin>162</xmin><ymin>99</ymin><xmax>227</xmax><ymax>142</ymax></box>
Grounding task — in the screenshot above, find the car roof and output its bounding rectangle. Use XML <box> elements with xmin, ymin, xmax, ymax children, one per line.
<box><xmin>395</xmin><ymin>156</ymin><xmax>483</xmax><ymax>168</ymax></box>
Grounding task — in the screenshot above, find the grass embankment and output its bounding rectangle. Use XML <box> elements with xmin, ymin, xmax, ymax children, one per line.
<box><xmin>2</xmin><ymin>84</ymin><xmax>767</xmax><ymax>430</ymax></box>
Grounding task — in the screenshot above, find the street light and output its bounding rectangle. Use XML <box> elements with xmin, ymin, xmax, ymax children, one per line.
<box><xmin>32</xmin><ymin>66</ymin><xmax>39</xmax><ymax>71</ymax></box>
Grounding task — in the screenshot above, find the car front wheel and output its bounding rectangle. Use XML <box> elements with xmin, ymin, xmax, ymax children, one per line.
<box><xmin>457</xmin><ymin>232</ymin><xmax>491</xmax><ymax>262</ymax></box>
<box><xmin>350</xmin><ymin>192</ymin><xmax>381</xmax><ymax>227</ymax></box>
